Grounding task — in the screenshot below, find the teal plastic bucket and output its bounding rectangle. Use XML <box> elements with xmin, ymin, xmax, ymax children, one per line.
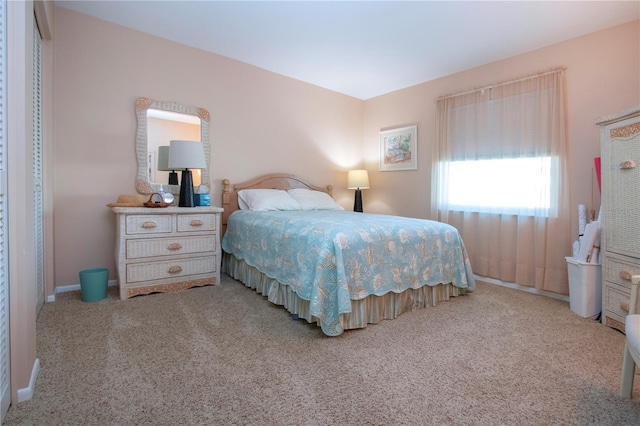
<box><xmin>79</xmin><ymin>268</ymin><xmax>108</xmax><ymax>302</ymax></box>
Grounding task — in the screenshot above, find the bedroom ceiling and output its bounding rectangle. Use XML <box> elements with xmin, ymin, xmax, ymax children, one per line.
<box><xmin>55</xmin><ymin>1</ymin><xmax>640</xmax><ymax>100</ymax></box>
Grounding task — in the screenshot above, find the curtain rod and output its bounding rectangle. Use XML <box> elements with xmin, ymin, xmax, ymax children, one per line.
<box><xmin>436</xmin><ymin>67</ymin><xmax>566</xmax><ymax>101</ymax></box>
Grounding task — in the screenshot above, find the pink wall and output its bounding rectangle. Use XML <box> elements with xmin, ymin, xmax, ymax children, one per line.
<box><xmin>53</xmin><ymin>6</ymin><xmax>639</xmax><ymax>290</ymax></box>
<box><xmin>363</xmin><ymin>20</ymin><xmax>640</xmax><ymax>247</ymax></box>
<box><xmin>53</xmin><ymin>7</ymin><xmax>363</xmax><ymax>286</ymax></box>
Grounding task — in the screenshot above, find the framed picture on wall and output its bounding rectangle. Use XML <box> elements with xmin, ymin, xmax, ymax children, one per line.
<box><xmin>379</xmin><ymin>125</ymin><xmax>417</xmax><ymax>171</ymax></box>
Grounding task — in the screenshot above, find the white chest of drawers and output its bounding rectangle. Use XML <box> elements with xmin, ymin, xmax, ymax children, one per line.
<box><xmin>111</xmin><ymin>206</ymin><xmax>223</xmax><ymax>300</ymax></box>
<box><xmin>597</xmin><ymin>105</ymin><xmax>640</xmax><ymax>332</ymax></box>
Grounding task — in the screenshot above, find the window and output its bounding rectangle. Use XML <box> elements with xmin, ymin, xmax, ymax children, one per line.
<box><xmin>436</xmin><ymin>79</ymin><xmax>560</xmax><ymax>217</ymax></box>
<box><xmin>433</xmin><ymin>68</ymin><xmax>570</xmax><ymax>292</ymax></box>
<box><xmin>446</xmin><ymin>156</ymin><xmax>552</xmax><ymax>215</ymax></box>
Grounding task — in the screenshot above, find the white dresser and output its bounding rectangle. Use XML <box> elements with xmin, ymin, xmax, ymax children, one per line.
<box><xmin>111</xmin><ymin>206</ymin><xmax>223</xmax><ymax>300</ymax></box>
<box><xmin>597</xmin><ymin>105</ymin><xmax>640</xmax><ymax>332</ymax></box>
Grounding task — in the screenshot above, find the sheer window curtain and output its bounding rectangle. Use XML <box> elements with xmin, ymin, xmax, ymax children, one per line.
<box><xmin>432</xmin><ymin>69</ymin><xmax>570</xmax><ymax>294</ymax></box>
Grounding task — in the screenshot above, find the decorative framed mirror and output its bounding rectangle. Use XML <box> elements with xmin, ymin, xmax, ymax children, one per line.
<box><xmin>135</xmin><ymin>97</ymin><xmax>211</xmax><ymax>195</ymax></box>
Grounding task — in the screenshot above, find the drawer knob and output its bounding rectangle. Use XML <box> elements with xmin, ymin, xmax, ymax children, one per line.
<box><xmin>620</xmin><ymin>160</ymin><xmax>637</xmax><ymax>170</ymax></box>
<box><xmin>620</xmin><ymin>270</ymin><xmax>633</xmax><ymax>281</ymax></box>
<box><xmin>141</xmin><ymin>221</ymin><xmax>157</xmax><ymax>229</ymax></box>
<box><xmin>168</xmin><ymin>265</ymin><xmax>182</xmax><ymax>274</ymax></box>
<box><xmin>167</xmin><ymin>243</ymin><xmax>182</xmax><ymax>251</ymax></box>
<box><xmin>190</xmin><ymin>219</ymin><xmax>204</xmax><ymax>227</ymax></box>
<box><xmin>621</xmin><ymin>301</ymin><xmax>630</xmax><ymax>314</ymax></box>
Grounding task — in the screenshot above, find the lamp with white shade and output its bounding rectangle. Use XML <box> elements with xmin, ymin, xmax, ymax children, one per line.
<box><xmin>168</xmin><ymin>140</ymin><xmax>206</xmax><ymax>207</ymax></box>
<box><xmin>347</xmin><ymin>169</ymin><xmax>370</xmax><ymax>213</ymax></box>
<box><xmin>156</xmin><ymin>146</ymin><xmax>179</xmax><ymax>185</ymax></box>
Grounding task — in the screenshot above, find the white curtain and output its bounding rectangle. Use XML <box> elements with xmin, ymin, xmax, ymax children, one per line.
<box><xmin>433</xmin><ymin>68</ymin><xmax>570</xmax><ymax>294</ymax></box>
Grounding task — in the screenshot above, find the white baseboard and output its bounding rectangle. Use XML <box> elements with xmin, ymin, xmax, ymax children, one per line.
<box><xmin>16</xmin><ymin>358</ymin><xmax>39</xmax><ymax>403</ymax></box>
<box><xmin>48</xmin><ymin>277</ymin><xmax>567</xmax><ymax>303</ymax></box>
<box><xmin>47</xmin><ymin>279</ymin><xmax>118</xmax><ymax>302</ymax></box>
<box><xmin>474</xmin><ymin>274</ymin><xmax>570</xmax><ymax>303</ymax></box>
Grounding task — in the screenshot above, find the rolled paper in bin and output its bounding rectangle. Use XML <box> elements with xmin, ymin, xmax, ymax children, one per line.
<box><xmin>79</xmin><ymin>268</ymin><xmax>108</xmax><ymax>302</ymax></box>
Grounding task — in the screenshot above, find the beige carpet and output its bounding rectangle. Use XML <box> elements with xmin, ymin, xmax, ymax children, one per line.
<box><xmin>4</xmin><ymin>274</ymin><xmax>640</xmax><ymax>425</ymax></box>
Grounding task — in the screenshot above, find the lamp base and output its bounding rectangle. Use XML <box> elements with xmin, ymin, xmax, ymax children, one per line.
<box><xmin>168</xmin><ymin>171</ymin><xmax>178</xmax><ymax>185</ymax></box>
<box><xmin>353</xmin><ymin>188</ymin><xmax>363</xmax><ymax>213</ymax></box>
<box><xmin>178</xmin><ymin>169</ymin><xmax>195</xmax><ymax>207</ymax></box>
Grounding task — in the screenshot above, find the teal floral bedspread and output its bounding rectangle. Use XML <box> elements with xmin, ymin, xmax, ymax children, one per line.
<box><xmin>222</xmin><ymin>210</ymin><xmax>475</xmax><ymax>335</ymax></box>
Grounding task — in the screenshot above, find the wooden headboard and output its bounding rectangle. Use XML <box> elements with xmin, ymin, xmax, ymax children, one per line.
<box><xmin>221</xmin><ymin>173</ymin><xmax>333</xmax><ymax>234</ymax></box>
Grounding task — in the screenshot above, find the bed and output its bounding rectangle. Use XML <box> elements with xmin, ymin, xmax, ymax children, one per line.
<box><xmin>221</xmin><ymin>173</ymin><xmax>475</xmax><ymax>336</ymax></box>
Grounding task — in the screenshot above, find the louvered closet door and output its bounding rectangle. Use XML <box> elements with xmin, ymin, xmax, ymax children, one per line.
<box><xmin>33</xmin><ymin>16</ymin><xmax>43</xmax><ymax>314</ymax></box>
<box><xmin>0</xmin><ymin>0</ymin><xmax>10</xmax><ymax>421</ymax></box>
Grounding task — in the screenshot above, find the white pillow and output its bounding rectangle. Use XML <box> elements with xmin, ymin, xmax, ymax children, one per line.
<box><xmin>287</xmin><ymin>188</ymin><xmax>344</xmax><ymax>211</ymax></box>
<box><xmin>237</xmin><ymin>189</ymin><xmax>301</xmax><ymax>211</ymax></box>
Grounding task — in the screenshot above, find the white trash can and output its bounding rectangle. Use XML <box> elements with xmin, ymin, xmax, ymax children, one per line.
<box><xmin>565</xmin><ymin>257</ymin><xmax>602</xmax><ymax>319</ymax></box>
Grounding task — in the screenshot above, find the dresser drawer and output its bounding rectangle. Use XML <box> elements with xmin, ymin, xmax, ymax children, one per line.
<box><xmin>126</xmin><ymin>215</ymin><xmax>172</xmax><ymax>235</ymax></box>
<box><xmin>126</xmin><ymin>255</ymin><xmax>217</xmax><ymax>283</ymax></box>
<box><xmin>126</xmin><ymin>236</ymin><xmax>216</xmax><ymax>259</ymax></box>
<box><xmin>603</xmin><ymin>255</ymin><xmax>640</xmax><ymax>288</ymax></box>
<box><xmin>177</xmin><ymin>214</ymin><xmax>216</xmax><ymax>233</ymax></box>
<box><xmin>603</xmin><ymin>282</ymin><xmax>631</xmax><ymax>319</ymax></box>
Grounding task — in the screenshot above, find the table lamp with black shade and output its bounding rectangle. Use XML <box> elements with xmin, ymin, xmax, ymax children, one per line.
<box><xmin>168</xmin><ymin>140</ymin><xmax>206</xmax><ymax>207</ymax></box>
<box><xmin>347</xmin><ymin>169</ymin><xmax>370</xmax><ymax>213</ymax></box>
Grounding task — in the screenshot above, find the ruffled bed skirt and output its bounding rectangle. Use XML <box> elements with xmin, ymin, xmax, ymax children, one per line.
<box><xmin>222</xmin><ymin>253</ymin><xmax>468</xmax><ymax>335</ymax></box>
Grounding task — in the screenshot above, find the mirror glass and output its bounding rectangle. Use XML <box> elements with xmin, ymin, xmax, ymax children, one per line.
<box><xmin>135</xmin><ymin>97</ymin><xmax>211</xmax><ymax>195</ymax></box>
